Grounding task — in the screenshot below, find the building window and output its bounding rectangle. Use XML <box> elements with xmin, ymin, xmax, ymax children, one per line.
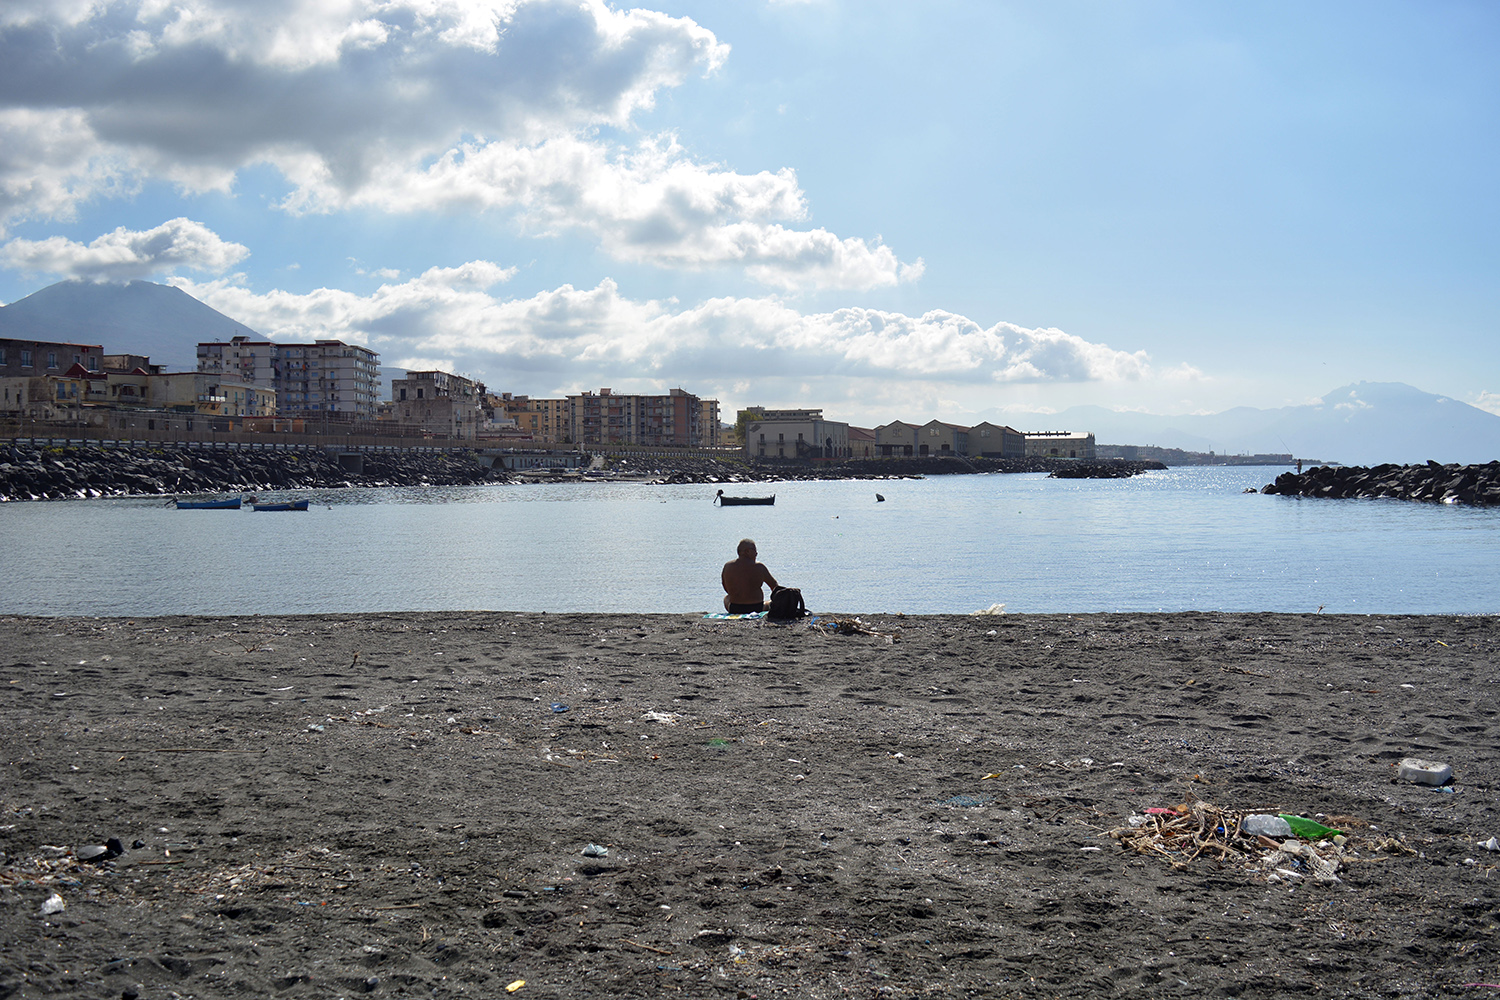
<box><xmin>21</xmin><ymin>350</ymin><xmax>32</xmax><ymax>367</ymax></box>
<box><xmin>47</xmin><ymin>352</ymin><xmax>57</xmax><ymax>368</ymax></box>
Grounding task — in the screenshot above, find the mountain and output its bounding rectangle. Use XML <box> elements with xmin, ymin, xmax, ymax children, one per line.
<box><xmin>975</xmin><ymin>383</ymin><xmax>1500</xmax><ymax>466</ymax></box>
<box><xmin>0</xmin><ymin>279</ymin><xmax>259</xmax><ymax>371</ymax></box>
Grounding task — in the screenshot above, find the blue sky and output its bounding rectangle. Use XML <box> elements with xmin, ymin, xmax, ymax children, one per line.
<box><xmin>0</xmin><ymin>0</ymin><xmax>1495</xmax><ymax>425</ymax></box>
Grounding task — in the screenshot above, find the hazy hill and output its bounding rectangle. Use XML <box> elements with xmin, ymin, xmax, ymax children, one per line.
<box><xmin>0</xmin><ymin>279</ymin><xmax>257</xmax><ymax>371</ymax></box>
<box><xmin>977</xmin><ymin>382</ymin><xmax>1500</xmax><ymax>466</ymax></box>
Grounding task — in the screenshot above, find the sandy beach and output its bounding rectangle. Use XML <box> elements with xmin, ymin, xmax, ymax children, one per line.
<box><xmin>2</xmin><ymin>611</ymin><xmax>1497</xmax><ymax>998</ymax></box>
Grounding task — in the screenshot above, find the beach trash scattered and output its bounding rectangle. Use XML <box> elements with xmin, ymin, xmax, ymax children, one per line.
<box><xmin>549</xmin><ymin>703</ymin><xmax>569</xmax><ymax>714</ymax></box>
<box><xmin>39</xmin><ymin>894</ymin><xmax>65</xmax><ymax>915</ymax></box>
<box><xmin>505</xmin><ymin>980</ymin><xmax>525</xmax><ymax>993</ymax></box>
<box><xmin>1397</xmin><ymin>757</ymin><xmax>1453</xmax><ymax>786</ymax></box>
<box><xmin>1481</xmin><ymin>837</ymin><xmax>1500</xmax><ymax>852</ymax></box>
<box><xmin>582</xmin><ymin>843</ymin><xmax>609</xmax><ymax>858</ymax></box>
<box><xmin>1109</xmin><ymin>798</ymin><xmax>1344</xmax><ymax>883</ymax></box>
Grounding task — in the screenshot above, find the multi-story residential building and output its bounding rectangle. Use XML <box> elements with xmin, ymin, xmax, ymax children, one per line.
<box><xmin>0</xmin><ymin>338</ymin><xmax>102</xmax><ymax>378</ymax></box>
<box><xmin>739</xmin><ymin>407</ymin><xmax>849</xmax><ymax>459</ymax></box>
<box><xmin>699</xmin><ymin>398</ymin><xmax>722</xmax><ymax>449</ymax></box>
<box><xmin>488</xmin><ymin>393</ymin><xmax>568</xmax><ymax>444</ymax></box>
<box><xmin>1</xmin><ymin>365</ymin><xmax>271</xmax><ymax>421</ymax></box>
<box><xmin>1024</xmin><ymin>431</ymin><xmax>1096</xmax><ymax>459</ymax></box>
<box><xmin>150</xmin><ymin>372</ymin><xmax>275</xmax><ymax>417</ymax></box>
<box><xmin>566</xmin><ymin>388</ymin><xmax>708</xmax><ymax>448</ymax></box>
<box><xmin>197</xmin><ymin>335</ymin><xmax>380</xmax><ymax>418</ymax></box>
<box><xmin>390</xmin><ymin>370</ymin><xmax>485</xmax><ymax>440</ymax></box>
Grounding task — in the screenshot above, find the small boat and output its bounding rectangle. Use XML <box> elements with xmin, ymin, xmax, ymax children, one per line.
<box><xmin>252</xmin><ymin>499</ymin><xmax>310</xmax><ymax>512</ymax></box>
<box><xmin>714</xmin><ymin>489</ymin><xmax>775</xmax><ymax>506</ymax></box>
<box><xmin>175</xmin><ymin>497</ymin><xmax>242</xmax><ymax>510</ymax></box>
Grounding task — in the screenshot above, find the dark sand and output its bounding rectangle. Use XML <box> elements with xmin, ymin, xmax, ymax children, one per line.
<box><xmin>2</xmin><ymin>612</ymin><xmax>1497</xmax><ymax>999</ymax></box>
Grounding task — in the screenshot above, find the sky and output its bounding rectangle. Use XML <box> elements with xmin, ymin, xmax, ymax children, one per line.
<box><xmin>0</xmin><ymin>0</ymin><xmax>1496</xmax><ymax>426</ymax></box>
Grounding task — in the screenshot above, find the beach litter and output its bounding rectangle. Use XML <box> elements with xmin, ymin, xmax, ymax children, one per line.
<box><xmin>1396</xmin><ymin>757</ymin><xmax>1453</xmax><ymax>786</ymax></box>
<box><xmin>1108</xmin><ymin>798</ymin><xmax>1345</xmax><ymax>883</ymax></box>
<box><xmin>819</xmin><ymin>618</ymin><xmax>899</xmax><ymax>642</ymax></box>
<box><xmin>581</xmin><ymin>844</ymin><xmax>609</xmax><ymax>858</ymax></box>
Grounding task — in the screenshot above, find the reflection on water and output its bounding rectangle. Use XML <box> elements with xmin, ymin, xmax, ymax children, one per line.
<box><xmin>1</xmin><ymin>467</ymin><xmax>1496</xmax><ymax>616</ymax></box>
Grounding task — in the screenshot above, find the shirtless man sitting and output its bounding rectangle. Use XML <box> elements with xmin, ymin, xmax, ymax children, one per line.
<box><xmin>722</xmin><ymin>538</ymin><xmax>779</xmax><ymax>613</ymax></box>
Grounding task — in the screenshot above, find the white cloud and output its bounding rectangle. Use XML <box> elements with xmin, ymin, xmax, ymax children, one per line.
<box><xmin>0</xmin><ymin>110</ymin><xmax>139</xmax><ymax>234</ymax></box>
<box><xmin>1472</xmin><ymin>391</ymin><xmax>1500</xmax><ymax>416</ymax></box>
<box><xmin>0</xmin><ymin>218</ymin><xmax>249</xmax><ymax>280</ymax></box>
<box><xmin>0</xmin><ymin>0</ymin><xmax>917</xmax><ymax>289</ymax></box>
<box><xmin>318</xmin><ymin>133</ymin><xmax>918</xmax><ymax>289</ymax></box>
<box><xmin>171</xmin><ymin>261</ymin><xmax>1156</xmax><ymax>410</ymax></box>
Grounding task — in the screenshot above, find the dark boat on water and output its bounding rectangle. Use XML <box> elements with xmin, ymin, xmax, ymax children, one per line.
<box><xmin>252</xmin><ymin>500</ymin><xmax>310</xmax><ymax>512</ymax></box>
<box><xmin>714</xmin><ymin>489</ymin><xmax>775</xmax><ymax>506</ymax></box>
<box><xmin>175</xmin><ymin>497</ymin><xmax>242</xmax><ymax>510</ymax></box>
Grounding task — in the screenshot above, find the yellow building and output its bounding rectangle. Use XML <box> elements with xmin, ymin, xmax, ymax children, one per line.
<box><xmin>149</xmin><ymin>372</ymin><xmax>275</xmax><ymax>417</ymax></box>
<box><xmin>873</xmin><ymin>420</ymin><xmax>920</xmax><ymax>457</ymax></box>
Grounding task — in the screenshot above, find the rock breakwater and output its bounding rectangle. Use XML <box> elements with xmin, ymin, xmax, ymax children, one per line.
<box><xmin>0</xmin><ymin>443</ymin><xmax>504</xmax><ymax>501</ymax></box>
<box><xmin>1261</xmin><ymin>461</ymin><xmax>1500</xmax><ymax>506</ymax></box>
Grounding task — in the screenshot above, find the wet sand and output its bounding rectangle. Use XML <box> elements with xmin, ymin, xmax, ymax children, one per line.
<box><xmin>2</xmin><ymin>611</ymin><xmax>1497</xmax><ymax>998</ymax></box>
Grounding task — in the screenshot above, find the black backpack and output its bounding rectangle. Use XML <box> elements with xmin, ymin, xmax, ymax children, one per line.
<box><xmin>766</xmin><ymin>586</ymin><xmax>809</xmax><ymax>620</ymax></box>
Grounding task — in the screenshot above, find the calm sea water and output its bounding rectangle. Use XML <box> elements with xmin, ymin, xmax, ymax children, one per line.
<box><xmin>1</xmin><ymin>467</ymin><xmax>1496</xmax><ymax>616</ymax></box>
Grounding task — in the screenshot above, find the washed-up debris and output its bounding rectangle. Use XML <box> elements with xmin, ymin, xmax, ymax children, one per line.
<box><xmin>641</xmin><ymin>710</ymin><xmax>679</xmax><ymax>725</ymax></box>
<box><xmin>581</xmin><ymin>844</ymin><xmax>609</xmax><ymax>858</ymax></box>
<box><xmin>1108</xmin><ymin>798</ymin><xmax>1345</xmax><ymax>884</ymax></box>
<box><xmin>819</xmin><ymin>618</ymin><xmax>899</xmax><ymax>642</ymax></box>
<box><xmin>1397</xmin><ymin>757</ymin><xmax>1453</xmax><ymax>786</ymax></box>
<box><xmin>39</xmin><ymin>893</ymin><xmax>65</xmax><ymax>915</ymax></box>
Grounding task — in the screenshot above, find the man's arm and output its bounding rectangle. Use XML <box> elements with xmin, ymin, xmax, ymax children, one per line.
<box><xmin>757</xmin><ymin>563</ymin><xmax>779</xmax><ymax>591</ymax></box>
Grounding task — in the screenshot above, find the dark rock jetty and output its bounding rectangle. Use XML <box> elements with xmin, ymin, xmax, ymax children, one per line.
<box><xmin>1261</xmin><ymin>461</ymin><xmax>1500</xmax><ymax>506</ymax></box>
<box><xmin>0</xmin><ymin>443</ymin><xmax>504</xmax><ymax>501</ymax></box>
<box><xmin>620</xmin><ymin>454</ymin><xmax>1164</xmax><ymax>484</ymax></box>
<box><xmin>1048</xmin><ymin>461</ymin><xmax>1166</xmax><ymax>479</ymax></box>
<box><xmin>0</xmin><ymin>443</ymin><xmax>1169</xmax><ymax>502</ymax></box>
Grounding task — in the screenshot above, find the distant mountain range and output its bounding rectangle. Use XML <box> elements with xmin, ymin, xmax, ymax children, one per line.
<box><xmin>975</xmin><ymin>383</ymin><xmax>1500</xmax><ymax>466</ymax></box>
<box><xmin>3</xmin><ymin>279</ymin><xmax>1498</xmax><ymax>466</ymax></box>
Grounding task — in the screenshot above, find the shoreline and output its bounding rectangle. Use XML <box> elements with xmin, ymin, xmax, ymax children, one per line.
<box><xmin>4</xmin><ymin>610</ymin><xmax>1496</xmax><ymax>998</ymax></box>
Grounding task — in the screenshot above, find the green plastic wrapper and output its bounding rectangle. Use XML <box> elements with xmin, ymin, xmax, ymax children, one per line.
<box><xmin>1279</xmin><ymin>814</ymin><xmax>1342</xmax><ymax>839</ymax></box>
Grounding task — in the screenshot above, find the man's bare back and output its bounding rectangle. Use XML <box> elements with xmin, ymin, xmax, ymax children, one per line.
<box><xmin>722</xmin><ymin>538</ymin><xmax>778</xmax><ymax>612</ymax></box>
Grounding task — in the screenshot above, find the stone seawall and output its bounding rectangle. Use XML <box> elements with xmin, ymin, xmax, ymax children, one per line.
<box><xmin>1</xmin><ymin>443</ymin><xmax>1173</xmax><ymax>501</ymax></box>
<box><xmin>0</xmin><ymin>443</ymin><xmax>504</xmax><ymax>501</ymax></box>
<box><xmin>1261</xmin><ymin>461</ymin><xmax>1500</xmax><ymax>506</ymax></box>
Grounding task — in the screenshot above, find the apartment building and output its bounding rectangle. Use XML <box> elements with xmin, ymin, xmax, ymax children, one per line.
<box><xmin>567</xmin><ymin>387</ymin><xmax>709</xmax><ymax>448</ymax></box>
<box><xmin>151</xmin><ymin>372</ymin><xmax>275</xmax><ymax>417</ymax></box>
<box><xmin>390</xmin><ymin>370</ymin><xmax>485</xmax><ymax>440</ymax></box>
<box><xmin>0</xmin><ymin>338</ymin><xmax>103</xmax><ymax>378</ymax></box>
<box><xmin>197</xmin><ymin>335</ymin><xmax>380</xmax><ymax>418</ymax></box>
<box><xmin>489</xmin><ymin>393</ymin><xmax>568</xmax><ymax>444</ymax></box>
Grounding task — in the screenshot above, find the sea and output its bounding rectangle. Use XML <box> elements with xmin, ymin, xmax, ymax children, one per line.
<box><xmin>1</xmin><ymin>466</ymin><xmax>1496</xmax><ymax>617</ymax></box>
